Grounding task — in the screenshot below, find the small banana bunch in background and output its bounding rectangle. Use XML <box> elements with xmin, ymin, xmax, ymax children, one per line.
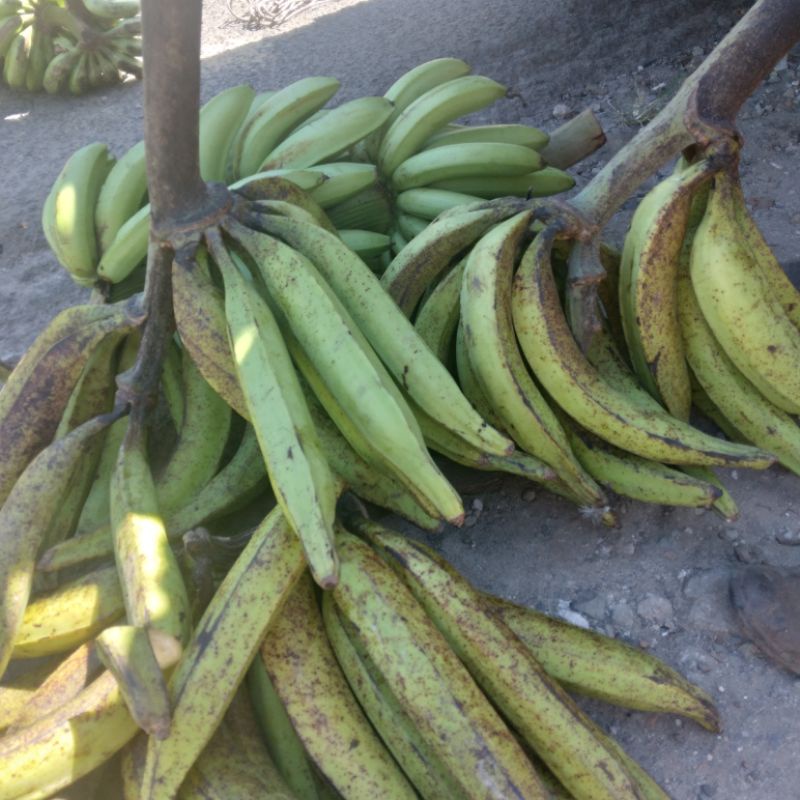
<box><xmin>41</xmin><ymin>58</ymin><xmax>583</xmax><ymax>291</ymax></box>
<box><xmin>0</xmin><ymin>0</ymin><xmax>141</xmax><ymax>94</ymax></box>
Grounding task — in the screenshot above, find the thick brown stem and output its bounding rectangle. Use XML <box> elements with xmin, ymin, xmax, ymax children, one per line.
<box><xmin>141</xmin><ymin>0</ymin><xmax>208</xmax><ymax>232</ymax></box>
<box><xmin>571</xmin><ymin>0</ymin><xmax>800</xmax><ymax>230</ymax></box>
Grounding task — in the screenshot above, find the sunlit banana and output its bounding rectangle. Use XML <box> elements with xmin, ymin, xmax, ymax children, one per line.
<box><xmin>96</xmin><ymin>202</ymin><xmax>149</xmax><ymax>285</ymax></box>
<box><xmin>111</xmin><ymin>426</ymin><xmax>192</xmax><ymax>645</ymax></box>
<box><xmin>42</xmin><ymin>142</ymin><xmax>116</xmax><ymax>285</ymax></box>
<box><xmin>139</xmin><ymin>508</ymin><xmax>305</xmax><ymax>800</ymax></box>
<box><xmin>82</xmin><ymin>0</ymin><xmax>140</xmax><ymax>19</ymax></box>
<box><xmin>0</xmin><ymin>658</ymin><xmax>58</xmax><ymax>732</ymax></box>
<box><xmin>206</xmin><ymin>229</ymin><xmax>340</xmax><ymax>587</ymax></box>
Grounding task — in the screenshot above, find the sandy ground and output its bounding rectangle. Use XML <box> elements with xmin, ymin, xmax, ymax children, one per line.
<box><xmin>1</xmin><ymin>1</ymin><xmax>799</xmax><ymax>797</ymax></box>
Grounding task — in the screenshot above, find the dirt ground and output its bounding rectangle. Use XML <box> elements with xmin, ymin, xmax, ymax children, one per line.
<box><xmin>1</xmin><ymin>1</ymin><xmax>799</xmax><ymax>798</ymax></box>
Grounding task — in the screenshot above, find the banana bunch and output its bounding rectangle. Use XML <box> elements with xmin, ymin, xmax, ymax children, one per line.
<box><xmin>0</xmin><ymin>494</ymin><xmax>721</xmax><ymax>799</ymax></box>
<box><xmin>42</xmin><ymin>59</ymin><xmax>589</xmax><ymax>289</ymax></box>
<box><xmin>616</xmin><ymin>152</ymin><xmax>800</xmax><ymax>494</ymax></box>
<box><xmin>0</xmin><ymin>0</ymin><xmax>141</xmax><ymax>94</ymax></box>
<box><xmin>376</xmin><ymin>186</ymin><xmax>782</xmax><ymax>521</ymax></box>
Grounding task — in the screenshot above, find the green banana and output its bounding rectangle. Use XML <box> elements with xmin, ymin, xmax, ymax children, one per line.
<box><xmin>259</xmin><ymin>573</ymin><xmax>418</xmax><ymax>798</ymax></box>
<box><xmin>199</xmin><ymin>83</ymin><xmax>256</xmax><ymax>182</ymax></box>
<box><xmin>511</xmin><ymin>227</ymin><xmax>776</xmax><ymax>468</ymax></box>
<box><xmin>0</xmin><ymin>411</ymin><xmax>120</xmax><ymax>679</ymax></box>
<box><xmin>259</xmin><ymin>96</ymin><xmax>393</xmax><ymax>171</ymax></box>
<box><xmin>249</xmin><ymin>212</ymin><xmax>513</xmax><ymax>457</ymax></box>
<box><xmin>362</xmin><ymin>520</ymin><xmax>648</xmax><ymax>800</ymax></box>
<box><xmin>95</xmin><ymin>139</ymin><xmax>147</xmax><ymax>254</ymax></box>
<box><xmin>459</xmin><ymin>211</ymin><xmax>607</xmax><ymax>506</ymax></box>
<box><xmin>236</xmin><ymin>76</ymin><xmax>341</xmax><ymax>178</ymax></box>
<box><xmin>337</xmin><ymin>229</ymin><xmax>391</xmax><ymax>261</ymax></box>
<box><xmin>42</xmin><ymin>142</ymin><xmax>117</xmax><ymax>286</ymax></box>
<box><xmin>431</xmin><ymin>165</ymin><xmax>575</xmax><ymax>198</ymax></box>
<box><xmin>139</xmin><ymin>508</ymin><xmax>306</xmax><ymax>800</ymax></box>
<box><xmin>391</xmin><ymin>141</ymin><xmax>543</xmax><ymax>192</ymax></box>
<box><xmin>396</xmin><ymin>186</ymin><xmax>484</xmax><ymax>220</ymax></box>
<box><xmin>689</xmin><ymin>168</ymin><xmax>800</xmax><ymax>414</ymax></box>
<box><xmin>111</xmin><ymin>427</ymin><xmax>192</xmax><ymax>645</ymax></box>
<box><xmin>207</xmin><ymin>229</ymin><xmax>340</xmax><ymax>588</ymax></box>
<box><xmin>331</xmin><ymin>530</ymin><xmax>548</xmax><ymax>799</ymax></box>
<box><xmin>305</xmin><ymin>161</ymin><xmax>378</xmax><ymax>208</ymax></box>
<box><xmin>377</xmin><ymin>75</ymin><xmax>508</xmax><ymax>176</ymax></box>
<box><xmin>422</xmin><ymin>122</ymin><xmax>549</xmax><ymax>150</ymax></box>
<box><xmin>96</xmin><ymin>202</ymin><xmax>150</xmax><ymax>285</ymax></box>
<box><xmin>95</xmin><ymin>625</ymin><xmax>178</xmax><ymax>740</ymax></box>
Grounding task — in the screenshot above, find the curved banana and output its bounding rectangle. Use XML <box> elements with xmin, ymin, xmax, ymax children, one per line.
<box><xmin>305</xmin><ymin>161</ymin><xmax>378</xmax><ymax>208</ymax></box>
<box><xmin>413</xmin><ymin>253</ymin><xmax>465</xmax><ymax>363</ymax></box>
<box><xmin>337</xmin><ymin>229</ymin><xmax>391</xmax><ymax>261</ymax></box>
<box><xmin>381</xmin><ymin>196</ymin><xmax>528</xmax><ymax>315</ymax></box>
<box><xmin>250</xmin><ymin>212</ymin><xmax>512</xmax><ymax>457</ymax></box>
<box><xmin>511</xmin><ymin>227</ymin><xmax>775</xmax><ymax>468</ymax></box>
<box><xmin>689</xmin><ymin>169</ymin><xmax>800</xmax><ymax>414</ymax></box>
<box><xmin>422</xmin><ymin>121</ymin><xmax>549</xmax><ymax>150</ymax></box>
<box><xmin>431</xmin><ymin>165</ymin><xmax>575</xmax><ymax>198</ymax></box>
<box><xmin>82</xmin><ymin>0</ymin><xmax>140</xmax><ymax>19</ymax></box>
<box><xmin>377</xmin><ymin>75</ymin><xmax>507</xmax><ymax>176</ymax></box>
<box><xmin>259</xmin><ymin>96</ymin><xmax>393</xmax><ymax>171</ymax></box>
<box><xmin>42</xmin><ymin>142</ymin><xmax>116</xmax><ymax>285</ymax></box>
<box><xmin>459</xmin><ymin>212</ymin><xmax>607</xmax><ymax>506</ymax></box>
<box><xmin>331</xmin><ymin>530</ymin><xmax>548</xmax><ymax>800</ymax></box>
<box><xmin>139</xmin><ymin>508</ymin><xmax>306</xmax><ymax>800</ymax></box>
<box><xmin>677</xmin><ymin>268</ymin><xmax>800</xmax><ymax>475</ymax></box>
<box><xmin>487</xmin><ymin>593</ymin><xmax>720</xmax><ymax>730</ymax></box>
<box><xmin>259</xmin><ymin>573</ymin><xmax>418</xmax><ymax>798</ymax></box>
<box><xmin>619</xmin><ymin>161</ymin><xmax>710</xmax><ymax>419</ymax></box>
<box><xmin>236</xmin><ymin>75</ymin><xmax>341</xmax><ymax>178</ymax></box>
<box><xmin>199</xmin><ymin>83</ymin><xmax>255</xmax><ymax>182</ymax></box>
<box><xmin>392</xmin><ymin>141</ymin><xmax>543</xmax><ymax>192</ymax></box>
<box><xmin>96</xmin><ymin>202</ymin><xmax>150</xmax><ymax>285</ymax></box>
<box><xmin>95</xmin><ymin>139</ymin><xmax>147</xmax><ymax>253</ymax></box>
<box><xmin>206</xmin><ymin>230</ymin><xmax>340</xmax><ymax>588</ymax></box>
<box><xmin>0</xmin><ymin>411</ymin><xmax>119</xmax><ymax>679</ymax></box>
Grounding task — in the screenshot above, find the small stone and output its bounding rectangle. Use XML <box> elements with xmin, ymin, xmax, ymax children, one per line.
<box><xmin>552</xmin><ymin>102</ymin><xmax>571</xmax><ymax>120</ymax></box>
<box><xmin>463</xmin><ymin>514</ymin><xmax>478</xmax><ymax>528</ymax></box>
<box><xmin>521</xmin><ymin>488</ymin><xmax>537</xmax><ymax>503</ymax></box>
<box><xmin>471</xmin><ymin>498</ymin><xmax>483</xmax><ymax>513</ymax></box>
<box><xmin>573</xmin><ymin>594</ymin><xmax>607</xmax><ymax>621</ymax></box>
<box><xmin>637</xmin><ymin>594</ymin><xmax>675</xmax><ymax>628</ymax></box>
<box><xmin>610</xmin><ymin>601</ymin><xmax>636</xmax><ymax>631</ymax></box>
<box><xmin>733</xmin><ymin>542</ymin><xmax>766</xmax><ymax>564</ymax></box>
<box><xmin>775</xmin><ymin>528</ymin><xmax>800</xmax><ymax>545</ymax></box>
<box><xmin>556</xmin><ymin>599</ymin><xmax>590</xmax><ymax>629</ymax></box>
<box><xmin>691</xmin><ymin>46</ymin><xmax>704</xmax><ymax>58</ymax></box>
<box><xmin>719</xmin><ymin>527</ymin><xmax>740</xmax><ymax>543</ymax></box>
<box><xmin>699</xmin><ymin>783</ymin><xmax>717</xmax><ymax>798</ymax></box>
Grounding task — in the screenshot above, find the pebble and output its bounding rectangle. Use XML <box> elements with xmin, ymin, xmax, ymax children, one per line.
<box><xmin>775</xmin><ymin>528</ymin><xmax>800</xmax><ymax>545</ymax></box>
<box><xmin>733</xmin><ymin>542</ymin><xmax>766</xmax><ymax>564</ymax></box>
<box><xmin>637</xmin><ymin>594</ymin><xmax>675</xmax><ymax>628</ymax></box>
<box><xmin>555</xmin><ymin>599</ymin><xmax>590</xmax><ymax>629</ymax></box>
<box><xmin>610</xmin><ymin>601</ymin><xmax>636</xmax><ymax>631</ymax></box>
<box><xmin>521</xmin><ymin>488</ymin><xmax>537</xmax><ymax>503</ymax></box>
<box><xmin>572</xmin><ymin>594</ymin><xmax>607</xmax><ymax>621</ymax></box>
<box><xmin>698</xmin><ymin>783</ymin><xmax>717</xmax><ymax>798</ymax></box>
<box><xmin>552</xmin><ymin>102</ymin><xmax>571</xmax><ymax>120</ymax></box>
